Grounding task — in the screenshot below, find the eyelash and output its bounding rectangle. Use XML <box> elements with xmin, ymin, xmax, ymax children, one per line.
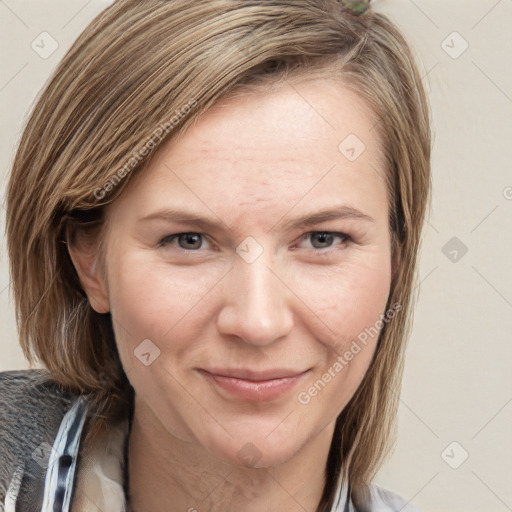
<box><xmin>158</xmin><ymin>231</ymin><xmax>352</xmax><ymax>252</ymax></box>
<box><xmin>300</xmin><ymin>231</ymin><xmax>352</xmax><ymax>253</ymax></box>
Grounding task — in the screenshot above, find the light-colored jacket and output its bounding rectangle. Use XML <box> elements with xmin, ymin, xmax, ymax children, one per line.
<box><xmin>0</xmin><ymin>371</ymin><xmax>419</xmax><ymax>512</ymax></box>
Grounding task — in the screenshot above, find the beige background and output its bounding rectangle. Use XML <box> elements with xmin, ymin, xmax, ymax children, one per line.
<box><xmin>1</xmin><ymin>1</ymin><xmax>511</xmax><ymax>510</ymax></box>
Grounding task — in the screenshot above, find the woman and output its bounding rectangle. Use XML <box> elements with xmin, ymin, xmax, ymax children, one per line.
<box><xmin>1</xmin><ymin>0</ymin><xmax>430</xmax><ymax>511</ymax></box>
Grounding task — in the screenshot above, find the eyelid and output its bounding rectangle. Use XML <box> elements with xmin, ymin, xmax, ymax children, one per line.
<box><xmin>305</xmin><ymin>230</ymin><xmax>351</xmax><ymax>239</ymax></box>
<box><xmin>159</xmin><ymin>232</ymin><xmax>210</xmax><ymax>249</ymax></box>
<box><xmin>157</xmin><ymin>230</ymin><xmax>352</xmax><ymax>252</ymax></box>
<box><xmin>293</xmin><ymin>230</ymin><xmax>352</xmax><ymax>250</ymax></box>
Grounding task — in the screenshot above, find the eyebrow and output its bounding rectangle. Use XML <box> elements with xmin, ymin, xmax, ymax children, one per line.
<box><xmin>138</xmin><ymin>205</ymin><xmax>374</xmax><ymax>232</ymax></box>
<box><xmin>277</xmin><ymin>206</ymin><xmax>375</xmax><ymax>232</ymax></box>
<box><xmin>138</xmin><ymin>208</ymin><xmax>225</xmax><ymax>231</ymax></box>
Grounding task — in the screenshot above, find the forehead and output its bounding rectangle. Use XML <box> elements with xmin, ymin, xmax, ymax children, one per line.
<box><xmin>111</xmin><ymin>78</ymin><xmax>387</xmax><ymax>227</ymax></box>
<box><xmin>172</xmin><ymin>77</ymin><xmax>381</xmax><ymax>168</ymax></box>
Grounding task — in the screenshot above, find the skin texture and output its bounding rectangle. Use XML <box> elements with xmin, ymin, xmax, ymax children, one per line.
<box><xmin>70</xmin><ymin>78</ymin><xmax>394</xmax><ymax>511</ymax></box>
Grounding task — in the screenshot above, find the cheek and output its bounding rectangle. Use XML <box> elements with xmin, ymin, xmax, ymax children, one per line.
<box><xmin>105</xmin><ymin>254</ymin><xmax>224</xmax><ymax>432</ymax></box>
<box><xmin>106</xmin><ymin>253</ymin><xmax>225</xmax><ymax>352</ymax></box>
<box><xmin>291</xmin><ymin>256</ymin><xmax>392</xmax><ymax>346</ymax></box>
<box><xmin>292</xmin><ymin>257</ymin><xmax>392</xmax><ymax>414</ymax></box>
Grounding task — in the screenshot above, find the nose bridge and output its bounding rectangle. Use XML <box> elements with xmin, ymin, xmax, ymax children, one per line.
<box><xmin>217</xmin><ymin>249</ymin><xmax>293</xmax><ymax>345</ymax></box>
<box><xmin>239</xmin><ymin>256</ymin><xmax>278</xmax><ymax>312</ymax></box>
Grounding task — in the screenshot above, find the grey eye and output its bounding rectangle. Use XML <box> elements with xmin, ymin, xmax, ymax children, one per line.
<box><xmin>177</xmin><ymin>233</ymin><xmax>203</xmax><ymax>250</ymax></box>
<box><xmin>310</xmin><ymin>232</ymin><xmax>335</xmax><ymax>249</ymax></box>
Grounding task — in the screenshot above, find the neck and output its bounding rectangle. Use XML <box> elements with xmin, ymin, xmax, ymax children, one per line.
<box><xmin>127</xmin><ymin>399</ymin><xmax>336</xmax><ymax>512</ymax></box>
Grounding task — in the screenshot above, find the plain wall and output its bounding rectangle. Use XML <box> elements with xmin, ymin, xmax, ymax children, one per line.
<box><xmin>1</xmin><ymin>1</ymin><xmax>511</xmax><ymax>511</ymax></box>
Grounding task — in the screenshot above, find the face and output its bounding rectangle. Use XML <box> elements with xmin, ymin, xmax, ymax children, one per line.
<box><xmin>99</xmin><ymin>77</ymin><xmax>393</xmax><ymax>468</ymax></box>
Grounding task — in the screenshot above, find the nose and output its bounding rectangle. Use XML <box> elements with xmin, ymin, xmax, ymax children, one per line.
<box><xmin>216</xmin><ymin>253</ymin><xmax>294</xmax><ymax>346</ymax></box>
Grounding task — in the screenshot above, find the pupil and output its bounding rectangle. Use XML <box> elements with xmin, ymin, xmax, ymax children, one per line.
<box><xmin>312</xmin><ymin>233</ymin><xmax>333</xmax><ymax>248</ymax></box>
<box><xmin>180</xmin><ymin>233</ymin><xmax>201</xmax><ymax>249</ymax></box>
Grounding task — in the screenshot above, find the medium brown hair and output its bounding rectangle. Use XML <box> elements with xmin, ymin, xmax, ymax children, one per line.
<box><xmin>6</xmin><ymin>1</ymin><xmax>430</xmax><ymax>509</ymax></box>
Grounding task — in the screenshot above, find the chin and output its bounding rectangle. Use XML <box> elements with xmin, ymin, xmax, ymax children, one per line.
<box><xmin>212</xmin><ymin>439</ymin><xmax>299</xmax><ymax>469</ymax></box>
<box><xmin>196</xmin><ymin>419</ymin><xmax>312</xmax><ymax>470</ymax></box>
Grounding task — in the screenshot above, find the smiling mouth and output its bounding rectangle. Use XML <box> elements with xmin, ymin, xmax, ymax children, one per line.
<box><xmin>197</xmin><ymin>368</ymin><xmax>311</xmax><ymax>402</ymax></box>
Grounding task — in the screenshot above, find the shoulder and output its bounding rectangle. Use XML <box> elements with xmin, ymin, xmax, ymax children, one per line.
<box><xmin>0</xmin><ymin>369</ymin><xmax>76</xmax><ymax>425</ymax></box>
<box><xmin>0</xmin><ymin>370</ymin><xmax>79</xmax><ymax>506</ymax></box>
<box><xmin>361</xmin><ymin>484</ymin><xmax>420</xmax><ymax>512</ymax></box>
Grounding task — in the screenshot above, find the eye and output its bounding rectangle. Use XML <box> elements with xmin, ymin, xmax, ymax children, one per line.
<box><xmin>302</xmin><ymin>231</ymin><xmax>350</xmax><ymax>250</ymax></box>
<box><xmin>160</xmin><ymin>232</ymin><xmax>205</xmax><ymax>250</ymax></box>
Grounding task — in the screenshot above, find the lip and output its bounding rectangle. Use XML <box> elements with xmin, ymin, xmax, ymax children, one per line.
<box><xmin>198</xmin><ymin>368</ymin><xmax>310</xmax><ymax>402</ymax></box>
